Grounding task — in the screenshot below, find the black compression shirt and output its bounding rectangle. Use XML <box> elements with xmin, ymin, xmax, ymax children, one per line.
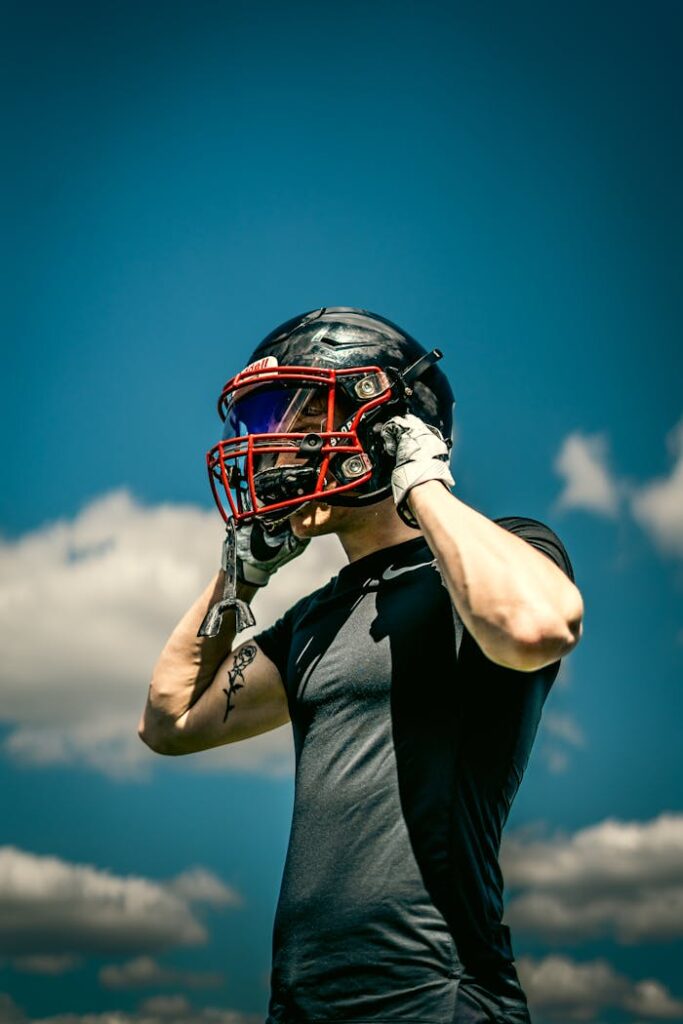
<box><xmin>254</xmin><ymin>517</ymin><xmax>575</xmax><ymax>1024</ymax></box>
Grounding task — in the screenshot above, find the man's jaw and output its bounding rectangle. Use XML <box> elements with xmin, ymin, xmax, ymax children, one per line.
<box><xmin>290</xmin><ymin>498</ymin><xmax>331</xmax><ymax>524</ymax></box>
<box><xmin>257</xmin><ymin>495</ymin><xmax>332</xmax><ymax>532</ymax></box>
<box><xmin>288</xmin><ymin>496</ymin><xmax>337</xmax><ymax>536</ymax></box>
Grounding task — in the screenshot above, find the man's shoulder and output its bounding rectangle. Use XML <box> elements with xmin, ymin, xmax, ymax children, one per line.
<box><xmin>289</xmin><ymin>575</ymin><xmax>337</xmax><ymax>618</ymax></box>
<box><xmin>494</xmin><ymin>515</ymin><xmax>575</xmax><ymax>582</ymax></box>
<box><xmin>494</xmin><ymin>513</ymin><xmax>556</xmax><ymax>531</ymax></box>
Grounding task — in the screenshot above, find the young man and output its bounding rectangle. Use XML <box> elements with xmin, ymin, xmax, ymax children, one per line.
<box><xmin>138</xmin><ymin>308</ymin><xmax>583</xmax><ymax>1024</ymax></box>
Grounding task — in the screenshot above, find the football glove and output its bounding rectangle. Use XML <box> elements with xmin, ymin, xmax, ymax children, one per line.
<box><xmin>380</xmin><ymin>413</ymin><xmax>455</xmax><ymax>528</ymax></box>
<box><xmin>234</xmin><ymin>518</ymin><xmax>310</xmax><ymax>587</ymax></box>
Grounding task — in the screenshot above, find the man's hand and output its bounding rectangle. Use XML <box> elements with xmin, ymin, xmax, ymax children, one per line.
<box><xmin>380</xmin><ymin>413</ymin><xmax>455</xmax><ymax>527</ymax></box>
<box><xmin>234</xmin><ymin>518</ymin><xmax>310</xmax><ymax>587</ymax></box>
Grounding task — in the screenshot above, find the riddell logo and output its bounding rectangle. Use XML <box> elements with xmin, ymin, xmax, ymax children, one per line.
<box><xmin>239</xmin><ymin>356</ymin><xmax>279</xmax><ymax>377</ymax></box>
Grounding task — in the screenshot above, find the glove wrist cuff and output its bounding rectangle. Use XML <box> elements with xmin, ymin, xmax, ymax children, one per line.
<box><xmin>392</xmin><ymin>460</ymin><xmax>454</xmax><ymax>508</ymax></box>
<box><xmin>236</xmin><ymin>561</ymin><xmax>270</xmax><ymax>587</ymax></box>
<box><xmin>396</xmin><ymin>498</ymin><xmax>421</xmax><ymax>529</ymax></box>
<box><xmin>396</xmin><ymin>477</ymin><xmax>454</xmax><ymax>528</ymax></box>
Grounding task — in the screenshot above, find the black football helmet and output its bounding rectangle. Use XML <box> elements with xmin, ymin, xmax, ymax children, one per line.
<box><xmin>206</xmin><ymin>307</ymin><xmax>456</xmax><ymax>528</ymax></box>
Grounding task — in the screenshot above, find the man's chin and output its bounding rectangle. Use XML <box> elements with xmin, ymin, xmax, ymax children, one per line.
<box><xmin>289</xmin><ymin>499</ymin><xmax>336</xmax><ymax>536</ymax></box>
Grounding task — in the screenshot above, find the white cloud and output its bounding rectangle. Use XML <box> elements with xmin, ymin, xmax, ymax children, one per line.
<box><xmin>11</xmin><ymin>955</ymin><xmax>82</xmax><ymax>975</ymax></box>
<box><xmin>623</xmin><ymin>979</ymin><xmax>683</xmax><ymax>1018</ymax></box>
<box><xmin>167</xmin><ymin>868</ymin><xmax>242</xmax><ymax>908</ymax></box>
<box><xmin>0</xmin><ymin>847</ymin><xmax>240</xmax><ymax>956</ymax></box>
<box><xmin>0</xmin><ymin>489</ymin><xmax>345</xmax><ymax>778</ymax></box>
<box><xmin>502</xmin><ymin>812</ymin><xmax>683</xmax><ymax>943</ymax></box>
<box><xmin>539</xmin><ymin>746</ymin><xmax>570</xmax><ymax>774</ymax></box>
<box><xmin>99</xmin><ymin>956</ymin><xmax>223</xmax><ymax>990</ymax></box>
<box><xmin>542</xmin><ymin>710</ymin><xmax>585</xmax><ymax>748</ymax></box>
<box><xmin>553</xmin><ymin>431</ymin><xmax>622</xmax><ymax>517</ymax></box>
<box><xmin>518</xmin><ymin>953</ymin><xmax>683</xmax><ymax>1020</ymax></box>
<box><xmin>552</xmin><ymin>415</ymin><xmax>683</xmax><ymax>568</ymax></box>
<box><xmin>630</xmin><ymin>416</ymin><xmax>683</xmax><ymax>558</ymax></box>
<box><xmin>539</xmin><ymin>708</ymin><xmax>586</xmax><ymax>774</ymax></box>
<box><xmin>0</xmin><ymin>991</ymin><xmax>263</xmax><ymax>1024</ymax></box>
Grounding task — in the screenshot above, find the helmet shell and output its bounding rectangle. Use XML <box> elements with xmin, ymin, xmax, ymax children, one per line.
<box><xmin>249</xmin><ymin>306</ymin><xmax>454</xmax><ymax>437</ymax></box>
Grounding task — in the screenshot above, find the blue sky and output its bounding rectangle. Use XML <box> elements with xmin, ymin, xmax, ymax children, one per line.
<box><xmin>1</xmin><ymin>1</ymin><xmax>682</xmax><ymax>1022</ymax></box>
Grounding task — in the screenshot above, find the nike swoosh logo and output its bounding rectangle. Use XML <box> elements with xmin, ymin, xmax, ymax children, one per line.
<box><xmin>382</xmin><ymin>560</ymin><xmax>435</xmax><ymax>581</ymax></box>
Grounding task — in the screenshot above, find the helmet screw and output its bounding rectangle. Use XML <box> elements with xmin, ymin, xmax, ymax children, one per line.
<box><xmin>297</xmin><ymin>433</ymin><xmax>324</xmax><ymax>458</ymax></box>
<box><xmin>356</xmin><ymin>377</ymin><xmax>378</xmax><ymax>399</ymax></box>
<box><xmin>404</xmin><ymin>386</ymin><xmax>414</xmax><ymax>397</ymax></box>
<box><xmin>340</xmin><ymin>455</ymin><xmax>370</xmax><ymax>479</ymax></box>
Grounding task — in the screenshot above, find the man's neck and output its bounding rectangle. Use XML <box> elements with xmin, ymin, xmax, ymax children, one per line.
<box><xmin>336</xmin><ymin>501</ymin><xmax>422</xmax><ymax>564</ymax></box>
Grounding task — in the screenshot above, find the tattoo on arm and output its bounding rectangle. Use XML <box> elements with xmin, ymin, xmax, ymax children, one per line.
<box><xmin>222</xmin><ymin>643</ymin><xmax>257</xmax><ymax>724</ymax></box>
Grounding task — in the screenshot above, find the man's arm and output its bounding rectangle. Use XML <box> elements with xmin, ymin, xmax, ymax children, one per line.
<box><xmin>137</xmin><ymin>571</ymin><xmax>289</xmax><ymax>755</ymax></box>
<box><xmin>409</xmin><ymin>481</ymin><xmax>584</xmax><ymax>672</ymax></box>
<box><xmin>138</xmin><ymin>518</ymin><xmax>310</xmax><ymax>754</ymax></box>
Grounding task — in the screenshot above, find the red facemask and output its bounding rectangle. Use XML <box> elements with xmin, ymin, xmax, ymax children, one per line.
<box><xmin>206</xmin><ymin>358</ymin><xmax>395</xmax><ymax>527</ymax></box>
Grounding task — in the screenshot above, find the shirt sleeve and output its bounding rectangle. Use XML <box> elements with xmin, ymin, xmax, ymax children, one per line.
<box><xmin>252</xmin><ymin>610</ymin><xmax>293</xmax><ymax>685</ymax></box>
<box><xmin>457</xmin><ymin>517</ymin><xmax>574</xmax><ymax>692</ymax></box>
<box><xmin>494</xmin><ymin>516</ymin><xmax>575</xmax><ymax>583</ymax></box>
<box><xmin>251</xmin><ymin>588</ymin><xmax>316</xmax><ymax>687</ymax></box>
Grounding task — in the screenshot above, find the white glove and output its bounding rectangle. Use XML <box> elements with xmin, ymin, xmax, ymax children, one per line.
<box><xmin>233</xmin><ymin>518</ymin><xmax>310</xmax><ymax>587</ymax></box>
<box><xmin>380</xmin><ymin>413</ymin><xmax>455</xmax><ymax>528</ymax></box>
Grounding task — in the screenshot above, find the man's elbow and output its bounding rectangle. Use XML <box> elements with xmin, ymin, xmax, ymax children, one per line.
<box><xmin>511</xmin><ymin>613</ymin><xmax>583</xmax><ymax>672</ymax></box>
<box><xmin>137</xmin><ymin>708</ymin><xmax>185</xmax><ymax>756</ymax></box>
<box><xmin>485</xmin><ymin>612</ymin><xmax>583</xmax><ymax>673</ymax></box>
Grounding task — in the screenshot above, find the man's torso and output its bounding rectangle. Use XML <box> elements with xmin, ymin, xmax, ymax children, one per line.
<box><xmin>255</xmin><ymin>523</ymin><xmax>572</xmax><ymax>1023</ymax></box>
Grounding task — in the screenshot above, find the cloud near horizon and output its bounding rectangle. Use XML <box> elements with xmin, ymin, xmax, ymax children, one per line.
<box><xmin>2</xmin><ymin>954</ymin><xmax>682</xmax><ymax>1023</ymax></box>
<box><xmin>0</xmin><ymin>489</ymin><xmax>345</xmax><ymax>778</ymax></box>
<box><xmin>0</xmin><ymin>846</ymin><xmax>240</xmax><ymax>957</ymax></box>
<box><xmin>502</xmin><ymin>811</ymin><xmax>683</xmax><ymax>944</ymax></box>
<box><xmin>0</xmin><ymin>991</ymin><xmax>264</xmax><ymax>1024</ymax></box>
<box><xmin>98</xmin><ymin>955</ymin><xmax>224</xmax><ymax>991</ymax></box>
<box><xmin>518</xmin><ymin>952</ymin><xmax>683</xmax><ymax>1021</ymax></box>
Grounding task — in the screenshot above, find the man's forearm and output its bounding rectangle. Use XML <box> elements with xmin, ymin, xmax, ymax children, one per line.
<box><xmin>408</xmin><ymin>481</ymin><xmax>584</xmax><ymax>671</ymax></box>
<box><xmin>139</xmin><ymin>572</ymin><xmax>259</xmax><ymax>737</ymax></box>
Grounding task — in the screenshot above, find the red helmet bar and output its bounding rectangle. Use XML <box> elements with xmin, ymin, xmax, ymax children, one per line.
<box><xmin>207</xmin><ymin>431</ymin><xmax>371</xmax><ymax>524</ymax></box>
<box><xmin>207</xmin><ymin>362</ymin><xmax>396</xmax><ymax>526</ymax></box>
<box><xmin>217</xmin><ymin>364</ymin><xmax>391</xmax><ymax>421</ymax></box>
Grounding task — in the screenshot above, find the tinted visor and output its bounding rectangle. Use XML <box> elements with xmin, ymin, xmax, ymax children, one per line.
<box><xmin>222</xmin><ymin>382</ymin><xmax>330</xmax><ymax>441</ymax></box>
